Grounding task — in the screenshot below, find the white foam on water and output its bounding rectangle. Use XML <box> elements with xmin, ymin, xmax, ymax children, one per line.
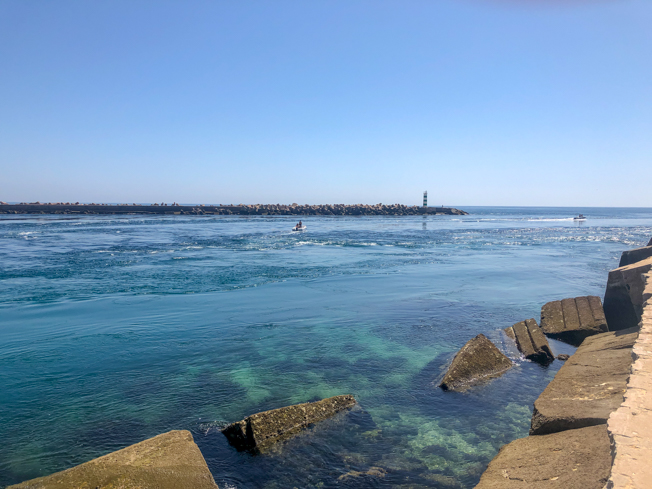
<box><xmin>527</xmin><ymin>218</ymin><xmax>574</xmax><ymax>222</ymax></box>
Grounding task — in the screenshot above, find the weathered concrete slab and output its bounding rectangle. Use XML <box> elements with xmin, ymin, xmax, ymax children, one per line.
<box><xmin>606</xmin><ymin>271</ymin><xmax>652</xmax><ymax>489</ymax></box>
<box><xmin>540</xmin><ymin>296</ymin><xmax>608</xmax><ymax>346</ymax></box>
<box><xmin>561</xmin><ymin>297</ymin><xmax>581</xmax><ymax>331</ymax></box>
<box><xmin>222</xmin><ymin>394</ymin><xmax>356</xmax><ymax>451</ymax></box>
<box><xmin>512</xmin><ymin>320</ymin><xmax>536</xmax><ymax>357</ymax></box>
<box><xmin>527</xmin><ymin>319</ymin><xmax>554</xmax><ymax>362</ymax></box>
<box><xmin>589</xmin><ymin>295</ymin><xmax>607</xmax><ymax>330</ymax></box>
<box><xmin>504</xmin><ymin>319</ymin><xmax>554</xmax><ymax>365</ymax></box>
<box><xmin>439</xmin><ymin>334</ymin><xmax>512</xmax><ymax>391</ymax></box>
<box><xmin>504</xmin><ymin>326</ymin><xmax>515</xmax><ymax>341</ymax></box>
<box><xmin>8</xmin><ymin>430</ymin><xmax>219</xmax><ymax>489</ymax></box>
<box><xmin>604</xmin><ymin>256</ymin><xmax>652</xmax><ymax>331</ymax></box>
<box><xmin>474</xmin><ymin>425</ymin><xmax>611</xmax><ymax>489</ymax></box>
<box><xmin>530</xmin><ymin>329</ymin><xmax>637</xmax><ymax>435</ymax></box>
<box><xmin>618</xmin><ymin>245</ymin><xmax>652</xmax><ymax>268</ymax></box>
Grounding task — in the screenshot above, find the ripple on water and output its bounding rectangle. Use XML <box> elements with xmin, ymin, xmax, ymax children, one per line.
<box><xmin>0</xmin><ymin>208</ymin><xmax>651</xmax><ymax>487</ymax></box>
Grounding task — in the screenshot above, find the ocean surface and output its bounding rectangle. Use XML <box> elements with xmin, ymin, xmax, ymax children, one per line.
<box><xmin>1</xmin><ymin>207</ymin><xmax>651</xmax><ymax>488</ymax></box>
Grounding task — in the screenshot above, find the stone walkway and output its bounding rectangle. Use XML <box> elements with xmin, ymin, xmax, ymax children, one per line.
<box><xmin>607</xmin><ymin>271</ymin><xmax>652</xmax><ymax>489</ymax></box>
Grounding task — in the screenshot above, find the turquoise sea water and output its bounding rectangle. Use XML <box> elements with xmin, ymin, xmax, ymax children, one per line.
<box><xmin>1</xmin><ymin>207</ymin><xmax>651</xmax><ymax>488</ymax></box>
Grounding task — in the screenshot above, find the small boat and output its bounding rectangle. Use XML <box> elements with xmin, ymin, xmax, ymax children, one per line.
<box><xmin>292</xmin><ymin>225</ymin><xmax>307</xmax><ymax>232</ymax></box>
<box><xmin>573</xmin><ymin>214</ymin><xmax>586</xmax><ymax>221</ymax></box>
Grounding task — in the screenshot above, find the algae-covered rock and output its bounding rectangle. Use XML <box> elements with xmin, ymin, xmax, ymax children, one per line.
<box><xmin>504</xmin><ymin>318</ymin><xmax>554</xmax><ymax>365</ymax></box>
<box><xmin>530</xmin><ymin>329</ymin><xmax>637</xmax><ymax>436</ymax></box>
<box><xmin>337</xmin><ymin>466</ymin><xmax>387</xmax><ymax>480</ymax></box>
<box><xmin>474</xmin><ymin>425</ymin><xmax>611</xmax><ymax>489</ymax></box>
<box><xmin>540</xmin><ymin>296</ymin><xmax>608</xmax><ymax>346</ymax></box>
<box><xmin>439</xmin><ymin>334</ymin><xmax>512</xmax><ymax>391</ymax></box>
<box><xmin>222</xmin><ymin>394</ymin><xmax>356</xmax><ymax>451</ymax></box>
<box><xmin>8</xmin><ymin>430</ymin><xmax>218</xmax><ymax>489</ymax></box>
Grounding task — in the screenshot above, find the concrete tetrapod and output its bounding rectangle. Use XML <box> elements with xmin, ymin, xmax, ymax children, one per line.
<box><xmin>222</xmin><ymin>394</ymin><xmax>356</xmax><ymax>451</ymax></box>
<box><xmin>8</xmin><ymin>430</ymin><xmax>219</xmax><ymax>489</ymax></box>
<box><xmin>540</xmin><ymin>296</ymin><xmax>608</xmax><ymax>346</ymax></box>
<box><xmin>439</xmin><ymin>334</ymin><xmax>512</xmax><ymax>391</ymax></box>
<box><xmin>530</xmin><ymin>329</ymin><xmax>638</xmax><ymax>435</ymax></box>
<box><xmin>474</xmin><ymin>425</ymin><xmax>611</xmax><ymax>489</ymax></box>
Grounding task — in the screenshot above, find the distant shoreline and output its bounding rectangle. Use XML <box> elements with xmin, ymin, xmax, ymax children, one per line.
<box><xmin>0</xmin><ymin>203</ymin><xmax>468</xmax><ymax>216</ymax></box>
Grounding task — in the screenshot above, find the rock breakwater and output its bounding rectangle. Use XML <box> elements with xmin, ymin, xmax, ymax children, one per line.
<box><xmin>0</xmin><ymin>202</ymin><xmax>468</xmax><ymax>216</ymax></box>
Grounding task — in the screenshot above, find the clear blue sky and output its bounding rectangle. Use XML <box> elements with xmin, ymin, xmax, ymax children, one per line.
<box><xmin>1</xmin><ymin>0</ymin><xmax>650</xmax><ymax>206</ymax></box>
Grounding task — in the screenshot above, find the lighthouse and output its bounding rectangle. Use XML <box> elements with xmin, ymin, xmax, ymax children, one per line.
<box><xmin>423</xmin><ymin>191</ymin><xmax>428</xmax><ymax>207</ymax></box>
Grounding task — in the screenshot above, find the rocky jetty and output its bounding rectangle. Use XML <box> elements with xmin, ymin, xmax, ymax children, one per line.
<box><xmin>474</xmin><ymin>424</ymin><xmax>611</xmax><ymax>489</ymax></box>
<box><xmin>0</xmin><ymin>202</ymin><xmax>468</xmax><ymax>216</ymax></box>
<box><xmin>504</xmin><ymin>318</ymin><xmax>554</xmax><ymax>365</ymax></box>
<box><xmin>530</xmin><ymin>329</ymin><xmax>637</xmax><ymax>436</ymax></box>
<box><xmin>439</xmin><ymin>334</ymin><xmax>512</xmax><ymax>391</ymax></box>
<box><xmin>618</xmin><ymin>244</ymin><xmax>652</xmax><ymax>267</ymax></box>
<box><xmin>222</xmin><ymin>395</ymin><xmax>356</xmax><ymax>451</ymax></box>
<box><xmin>540</xmin><ymin>296</ymin><xmax>608</xmax><ymax>346</ymax></box>
<box><xmin>8</xmin><ymin>430</ymin><xmax>218</xmax><ymax>489</ymax></box>
<box><xmin>603</xmin><ymin>256</ymin><xmax>652</xmax><ymax>331</ymax></box>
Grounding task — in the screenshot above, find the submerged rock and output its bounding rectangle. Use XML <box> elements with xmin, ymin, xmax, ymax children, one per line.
<box><xmin>530</xmin><ymin>329</ymin><xmax>637</xmax><ymax>436</ymax></box>
<box><xmin>556</xmin><ymin>353</ymin><xmax>570</xmax><ymax>361</ymax></box>
<box><xmin>8</xmin><ymin>430</ymin><xmax>218</xmax><ymax>489</ymax></box>
<box><xmin>504</xmin><ymin>318</ymin><xmax>554</xmax><ymax>365</ymax></box>
<box><xmin>540</xmin><ymin>296</ymin><xmax>608</xmax><ymax>346</ymax></box>
<box><xmin>474</xmin><ymin>425</ymin><xmax>611</xmax><ymax>489</ymax></box>
<box><xmin>337</xmin><ymin>466</ymin><xmax>387</xmax><ymax>480</ymax></box>
<box><xmin>222</xmin><ymin>394</ymin><xmax>356</xmax><ymax>451</ymax></box>
<box><xmin>618</xmin><ymin>245</ymin><xmax>652</xmax><ymax>268</ymax></box>
<box><xmin>439</xmin><ymin>334</ymin><xmax>512</xmax><ymax>391</ymax></box>
<box><xmin>603</xmin><ymin>256</ymin><xmax>652</xmax><ymax>331</ymax></box>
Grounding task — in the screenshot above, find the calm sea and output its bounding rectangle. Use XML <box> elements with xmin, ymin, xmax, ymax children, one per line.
<box><xmin>1</xmin><ymin>207</ymin><xmax>651</xmax><ymax>488</ymax></box>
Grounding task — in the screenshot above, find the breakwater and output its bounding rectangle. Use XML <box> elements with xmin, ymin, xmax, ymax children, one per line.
<box><xmin>475</xmin><ymin>240</ymin><xmax>652</xmax><ymax>489</ymax></box>
<box><xmin>0</xmin><ymin>202</ymin><xmax>467</xmax><ymax>216</ymax></box>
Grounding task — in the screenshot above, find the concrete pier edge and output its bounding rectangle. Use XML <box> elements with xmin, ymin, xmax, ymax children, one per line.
<box><xmin>475</xmin><ymin>241</ymin><xmax>652</xmax><ymax>488</ymax></box>
<box><xmin>606</xmin><ymin>270</ymin><xmax>652</xmax><ymax>489</ymax></box>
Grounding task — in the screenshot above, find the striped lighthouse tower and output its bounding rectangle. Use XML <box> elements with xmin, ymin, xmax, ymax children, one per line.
<box><xmin>423</xmin><ymin>191</ymin><xmax>428</xmax><ymax>207</ymax></box>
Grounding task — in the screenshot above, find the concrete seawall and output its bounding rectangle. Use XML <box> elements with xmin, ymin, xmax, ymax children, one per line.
<box><xmin>476</xmin><ymin>240</ymin><xmax>652</xmax><ymax>488</ymax></box>
<box><xmin>606</xmin><ymin>270</ymin><xmax>652</xmax><ymax>488</ymax></box>
<box><xmin>0</xmin><ymin>203</ymin><xmax>468</xmax><ymax>216</ymax></box>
